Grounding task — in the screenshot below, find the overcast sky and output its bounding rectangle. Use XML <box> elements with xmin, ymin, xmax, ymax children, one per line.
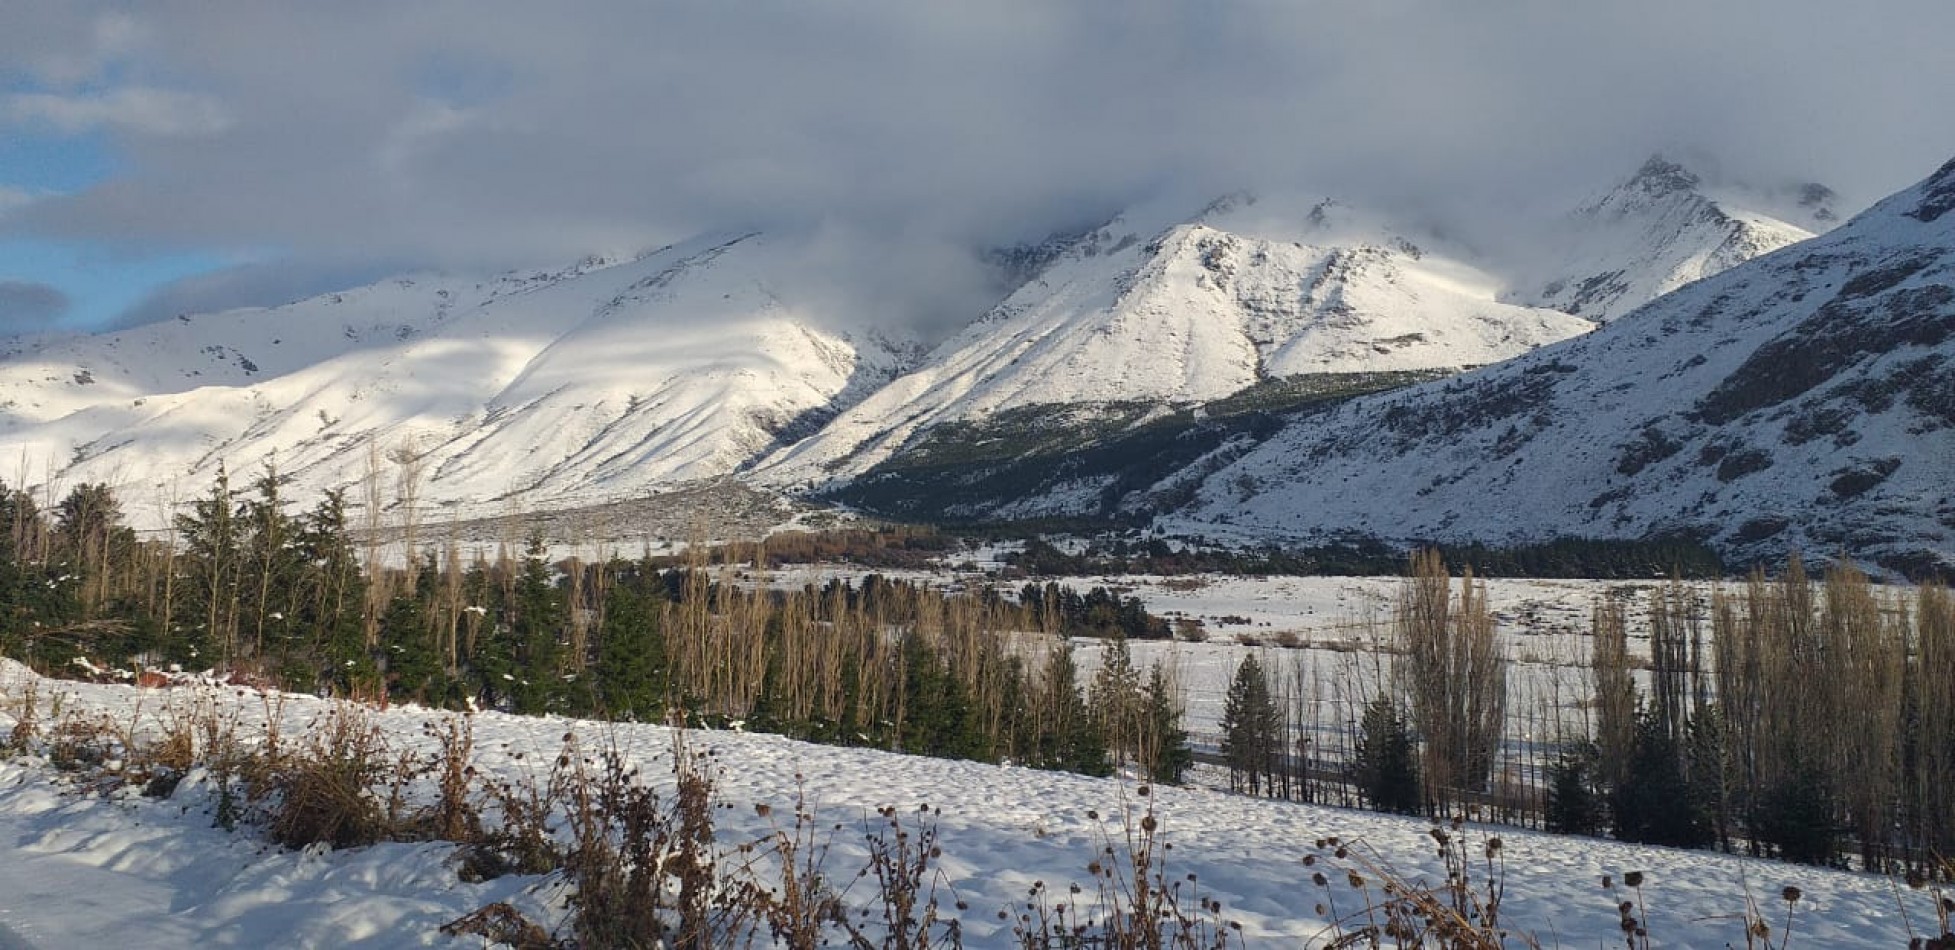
<box><xmin>4</xmin><ymin>1</ymin><xmax>1954</xmax><ymax>334</ymax></box>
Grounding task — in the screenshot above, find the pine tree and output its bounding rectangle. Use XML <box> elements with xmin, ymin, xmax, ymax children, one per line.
<box><xmin>380</xmin><ymin>587</ymin><xmax>447</xmax><ymax>704</ymax></box>
<box><xmin>1142</xmin><ymin>663</ymin><xmax>1191</xmax><ymax>784</ymax></box>
<box><xmin>175</xmin><ymin>465</ymin><xmax>241</xmax><ymax>666</ymax></box>
<box><xmin>1034</xmin><ymin>642</ymin><xmax>1109</xmax><ymax>775</ymax></box>
<box><xmin>1612</xmin><ymin>710</ymin><xmax>1714</xmax><ymax>848</ymax></box>
<box><xmin>295</xmin><ymin>489</ymin><xmax>372</xmax><ymax>694</ymax></box>
<box><xmin>1219</xmin><ymin>653</ymin><xmax>1281</xmax><ymax>796</ymax></box>
<box><xmin>1545</xmin><ymin>741</ymin><xmax>1602</xmax><ymax>834</ymax></box>
<box><xmin>1088</xmin><ymin>635</ymin><xmax>1144</xmax><ymax>768</ymax></box>
<box><xmin>1354</xmin><ymin>696</ymin><xmax>1422</xmax><ymax>814</ymax></box>
<box><xmin>1685</xmin><ymin>706</ymin><xmax>1735</xmax><ymax>851</ymax></box>
<box><xmin>896</xmin><ymin>630</ymin><xmax>981</xmax><ymax>761</ymax></box>
<box><xmin>238</xmin><ymin>464</ymin><xmax>304</xmax><ymax>662</ymax></box>
<box><xmin>509</xmin><ymin>534</ymin><xmax>565</xmax><ymax>715</ymax></box>
<box><xmin>596</xmin><ymin>586</ymin><xmax>667</xmax><ymax>721</ymax></box>
<box><xmin>0</xmin><ymin>481</ymin><xmax>62</xmax><ymax>661</ymax></box>
<box><xmin>1753</xmin><ymin>759</ymin><xmax>1836</xmax><ymax>865</ymax></box>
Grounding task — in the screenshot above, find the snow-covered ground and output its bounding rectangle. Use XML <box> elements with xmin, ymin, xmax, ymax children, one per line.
<box><xmin>2</xmin><ymin>658</ymin><xmax>1943</xmax><ymax>948</ymax></box>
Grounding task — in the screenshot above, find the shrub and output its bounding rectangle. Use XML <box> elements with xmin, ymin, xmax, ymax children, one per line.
<box><xmin>264</xmin><ymin>706</ymin><xmax>392</xmax><ymax>849</ymax></box>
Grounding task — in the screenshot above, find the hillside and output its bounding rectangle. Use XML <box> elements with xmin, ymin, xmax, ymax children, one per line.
<box><xmin>1174</xmin><ymin>155</ymin><xmax>1955</xmax><ymax>574</ymax></box>
<box><xmin>0</xmin><ymin>158</ymin><xmax>1849</xmax><ymax>544</ymax></box>
<box><xmin>1504</xmin><ymin>155</ymin><xmax>1827</xmax><ymax>323</ymax></box>
<box><xmin>756</xmin><ymin>195</ymin><xmax>1596</xmax><ymax>490</ymax></box>
<box><xmin>0</xmin><ymin>235</ymin><xmax>918</xmax><ymax>528</ymax></box>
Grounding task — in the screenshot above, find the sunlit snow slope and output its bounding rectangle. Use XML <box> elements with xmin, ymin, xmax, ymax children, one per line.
<box><xmin>0</xmin><ymin>235</ymin><xmax>916</xmax><ymax>527</ymax></box>
<box><xmin>1176</xmin><ymin>155</ymin><xmax>1955</xmax><ymax>572</ymax></box>
<box><xmin>757</xmin><ymin>196</ymin><xmax>1596</xmax><ymax>487</ymax></box>
<box><xmin>1506</xmin><ymin>155</ymin><xmax>1828</xmax><ymax>324</ymax></box>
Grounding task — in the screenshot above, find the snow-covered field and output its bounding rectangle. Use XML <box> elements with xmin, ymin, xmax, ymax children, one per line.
<box><xmin>1</xmin><ymin>658</ymin><xmax>1942</xmax><ymax>948</ymax></box>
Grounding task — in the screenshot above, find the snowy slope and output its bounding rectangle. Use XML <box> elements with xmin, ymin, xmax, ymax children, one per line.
<box><xmin>756</xmin><ymin>196</ymin><xmax>1595</xmax><ymax>486</ymax></box>
<box><xmin>1</xmin><ymin>658</ymin><xmax>1942</xmax><ymax>948</ymax></box>
<box><xmin>0</xmin><ymin>235</ymin><xmax>917</xmax><ymax>527</ymax></box>
<box><xmin>1506</xmin><ymin>155</ymin><xmax>1825</xmax><ymax>323</ymax></box>
<box><xmin>0</xmin><ymin>160</ymin><xmax>1840</xmax><ymax>534</ymax></box>
<box><xmin>1174</xmin><ymin>155</ymin><xmax>1955</xmax><ymax>572</ymax></box>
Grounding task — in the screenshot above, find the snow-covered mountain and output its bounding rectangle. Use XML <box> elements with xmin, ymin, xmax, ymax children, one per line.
<box><xmin>0</xmin><ymin>234</ymin><xmax>918</xmax><ymax>527</ymax></box>
<box><xmin>0</xmin><ymin>156</ymin><xmax>1857</xmax><ymax>543</ymax></box>
<box><xmin>1505</xmin><ymin>155</ymin><xmax>1827</xmax><ymax>324</ymax></box>
<box><xmin>756</xmin><ymin>195</ymin><xmax>1596</xmax><ymax>487</ymax></box>
<box><xmin>1172</xmin><ymin>155</ymin><xmax>1955</xmax><ymax>573</ymax></box>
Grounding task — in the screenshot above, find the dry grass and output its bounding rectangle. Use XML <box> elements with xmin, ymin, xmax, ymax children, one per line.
<box><xmin>10</xmin><ymin>667</ymin><xmax>1955</xmax><ymax>948</ymax></box>
<box><xmin>261</xmin><ymin>706</ymin><xmax>393</xmax><ymax>849</ymax></box>
<box><xmin>1305</xmin><ymin>819</ymin><xmax>1534</xmax><ymax>950</ymax></box>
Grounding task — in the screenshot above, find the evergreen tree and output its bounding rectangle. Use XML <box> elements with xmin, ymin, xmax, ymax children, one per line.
<box><xmin>1088</xmin><ymin>635</ymin><xmax>1144</xmax><ymax>767</ymax></box>
<box><xmin>238</xmin><ymin>464</ymin><xmax>304</xmax><ymax>662</ymax></box>
<box><xmin>1034</xmin><ymin>643</ymin><xmax>1109</xmax><ymax>775</ymax></box>
<box><xmin>1354</xmin><ymin>696</ymin><xmax>1422</xmax><ymax>814</ymax></box>
<box><xmin>1685</xmin><ymin>706</ymin><xmax>1735</xmax><ymax>851</ymax></box>
<box><xmin>175</xmin><ymin>464</ymin><xmax>241</xmax><ymax>666</ymax></box>
<box><xmin>1611</xmin><ymin>710</ymin><xmax>1715</xmax><ymax>848</ymax></box>
<box><xmin>0</xmin><ymin>481</ymin><xmax>63</xmax><ymax>661</ymax></box>
<box><xmin>1753</xmin><ymin>760</ymin><xmax>1836</xmax><ymax>865</ymax></box>
<box><xmin>595</xmin><ymin>586</ymin><xmax>667</xmax><ymax>721</ymax></box>
<box><xmin>380</xmin><ymin>589</ymin><xmax>447</xmax><ymax>704</ymax></box>
<box><xmin>509</xmin><ymin>534</ymin><xmax>565</xmax><ymax>715</ymax></box>
<box><xmin>1219</xmin><ymin>653</ymin><xmax>1281</xmax><ymax>796</ymax></box>
<box><xmin>1545</xmin><ymin>741</ymin><xmax>1602</xmax><ymax>834</ymax></box>
<box><xmin>1142</xmin><ymin>663</ymin><xmax>1191</xmax><ymax>784</ymax></box>
<box><xmin>295</xmin><ymin>489</ymin><xmax>373</xmax><ymax>694</ymax></box>
<box><xmin>895</xmin><ymin>631</ymin><xmax>982</xmax><ymax>761</ymax></box>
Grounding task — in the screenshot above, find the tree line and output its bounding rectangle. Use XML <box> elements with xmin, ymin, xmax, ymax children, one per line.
<box><xmin>0</xmin><ymin>469</ymin><xmax>1188</xmax><ymax>785</ymax></box>
<box><xmin>1211</xmin><ymin>550</ymin><xmax>1955</xmax><ymax>876</ymax></box>
<box><xmin>1005</xmin><ymin>534</ymin><xmax>1726</xmax><ymax>579</ymax></box>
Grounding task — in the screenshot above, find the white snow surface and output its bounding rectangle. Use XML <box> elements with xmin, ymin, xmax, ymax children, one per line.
<box><xmin>0</xmin><ymin>657</ymin><xmax>1941</xmax><ymax>948</ymax></box>
<box><xmin>757</xmin><ymin>195</ymin><xmax>1597</xmax><ymax>486</ymax></box>
<box><xmin>0</xmin><ymin>235</ymin><xmax>917</xmax><ymax>530</ymax></box>
<box><xmin>1173</xmin><ymin>155</ymin><xmax>1955</xmax><ymax>568</ymax></box>
<box><xmin>0</xmin><ymin>161</ymin><xmax>1819</xmax><ymax>532</ymax></box>
<box><xmin>1504</xmin><ymin>156</ymin><xmax>1823</xmax><ymax>324</ymax></box>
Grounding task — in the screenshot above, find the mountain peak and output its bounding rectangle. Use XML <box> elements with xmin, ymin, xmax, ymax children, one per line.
<box><xmin>1511</xmin><ymin>155</ymin><xmax>1816</xmax><ymax>324</ymax></box>
<box><xmin>1906</xmin><ymin>154</ymin><xmax>1955</xmax><ymax>223</ymax></box>
<box><xmin>1195</xmin><ymin>192</ymin><xmax>1257</xmax><ymax>222</ymax></box>
<box><xmin>1794</xmin><ymin>181</ymin><xmax>1839</xmax><ymax>223</ymax></box>
<box><xmin>1624</xmin><ymin>154</ymin><xmax>1703</xmax><ymax>198</ymax></box>
<box><xmin>1177</xmin><ymin>153</ymin><xmax>1955</xmax><ymax>572</ymax></box>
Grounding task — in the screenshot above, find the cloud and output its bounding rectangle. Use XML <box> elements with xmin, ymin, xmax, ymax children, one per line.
<box><xmin>4</xmin><ymin>1</ymin><xmax>1955</xmax><ymax>333</ymax></box>
<box><xmin>5</xmin><ymin>87</ymin><xmax>232</xmax><ymax>137</ymax></box>
<box><xmin>110</xmin><ymin>257</ymin><xmax>405</xmax><ymax>329</ymax></box>
<box><xmin>0</xmin><ymin>187</ymin><xmax>36</xmax><ymax>215</ymax></box>
<box><xmin>0</xmin><ymin>280</ymin><xmax>71</xmax><ymax>333</ymax></box>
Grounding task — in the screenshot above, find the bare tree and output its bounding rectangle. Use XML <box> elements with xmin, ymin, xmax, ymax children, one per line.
<box><xmin>1396</xmin><ymin>549</ymin><xmax>1507</xmax><ymax>813</ymax></box>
